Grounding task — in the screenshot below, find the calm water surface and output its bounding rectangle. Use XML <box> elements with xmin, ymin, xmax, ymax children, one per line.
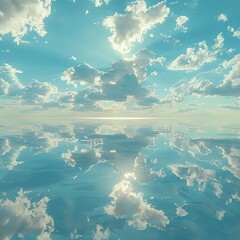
<box><xmin>0</xmin><ymin>122</ymin><xmax>239</xmax><ymax>239</ymax></box>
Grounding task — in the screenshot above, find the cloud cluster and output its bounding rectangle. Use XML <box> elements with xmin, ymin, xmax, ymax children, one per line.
<box><xmin>62</xmin><ymin>126</ymin><xmax>160</xmax><ymax>183</ymax></box>
<box><xmin>217</xmin><ymin>13</ymin><xmax>228</xmax><ymax>22</ymax></box>
<box><xmin>175</xmin><ymin>16</ymin><xmax>189</xmax><ymax>32</ymax></box>
<box><xmin>20</xmin><ymin>80</ymin><xmax>58</xmax><ymax>104</ymax></box>
<box><xmin>163</xmin><ymin>53</ymin><xmax>240</xmax><ymax>104</ymax></box>
<box><xmin>60</xmin><ymin>49</ymin><xmax>160</xmax><ymax>111</ymax></box>
<box><xmin>0</xmin><ymin>127</ymin><xmax>62</xmax><ymax>170</ymax></box>
<box><xmin>105</xmin><ymin>180</ymin><xmax>169</xmax><ymax>230</ymax></box>
<box><xmin>92</xmin><ymin>0</ymin><xmax>110</xmax><ymax>7</ymax></box>
<box><xmin>0</xmin><ymin>78</ymin><xmax>9</xmax><ymax>95</ymax></box>
<box><xmin>168</xmin><ymin>34</ymin><xmax>224</xmax><ymax>71</ymax></box>
<box><xmin>228</xmin><ymin>26</ymin><xmax>240</xmax><ymax>39</ymax></box>
<box><xmin>169</xmin><ymin>163</ymin><xmax>222</xmax><ymax>197</ymax></box>
<box><xmin>0</xmin><ymin>0</ymin><xmax>52</xmax><ymax>44</ymax></box>
<box><xmin>103</xmin><ymin>0</ymin><xmax>170</xmax><ymax>54</ymax></box>
<box><xmin>169</xmin><ymin>133</ymin><xmax>211</xmax><ymax>158</ymax></box>
<box><xmin>93</xmin><ymin>225</ymin><xmax>110</xmax><ymax>240</ymax></box>
<box><xmin>219</xmin><ymin>146</ymin><xmax>240</xmax><ymax>179</ymax></box>
<box><xmin>61</xmin><ymin>63</ymin><xmax>102</xmax><ymax>86</ymax></box>
<box><xmin>176</xmin><ymin>206</ymin><xmax>188</xmax><ymax>217</ymax></box>
<box><xmin>0</xmin><ymin>64</ymin><xmax>58</xmax><ymax>105</ymax></box>
<box><xmin>0</xmin><ymin>189</ymin><xmax>54</xmax><ymax>240</ymax></box>
<box><xmin>0</xmin><ymin>64</ymin><xmax>24</xmax><ymax>95</ymax></box>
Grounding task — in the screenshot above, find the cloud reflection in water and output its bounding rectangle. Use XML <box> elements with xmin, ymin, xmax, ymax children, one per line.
<box><xmin>0</xmin><ymin>122</ymin><xmax>239</xmax><ymax>239</ymax></box>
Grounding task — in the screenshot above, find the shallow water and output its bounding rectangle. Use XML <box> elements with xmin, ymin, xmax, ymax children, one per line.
<box><xmin>0</xmin><ymin>122</ymin><xmax>239</xmax><ymax>239</ymax></box>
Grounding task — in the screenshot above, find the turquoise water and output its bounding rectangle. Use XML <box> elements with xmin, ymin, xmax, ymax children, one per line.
<box><xmin>0</xmin><ymin>122</ymin><xmax>239</xmax><ymax>239</ymax></box>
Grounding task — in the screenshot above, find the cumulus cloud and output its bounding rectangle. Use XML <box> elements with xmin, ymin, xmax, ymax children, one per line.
<box><xmin>216</xmin><ymin>210</ymin><xmax>225</xmax><ymax>220</ymax></box>
<box><xmin>217</xmin><ymin>13</ymin><xmax>228</xmax><ymax>22</ymax></box>
<box><xmin>168</xmin><ymin>34</ymin><xmax>224</xmax><ymax>71</ymax></box>
<box><xmin>105</xmin><ymin>180</ymin><xmax>169</xmax><ymax>230</ymax></box>
<box><xmin>175</xmin><ymin>16</ymin><xmax>189</xmax><ymax>32</ymax></box>
<box><xmin>219</xmin><ymin>146</ymin><xmax>240</xmax><ymax>179</ymax></box>
<box><xmin>163</xmin><ymin>53</ymin><xmax>240</xmax><ymax>104</ymax></box>
<box><xmin>93</xmin><ymin>225</ymin><xmax>110</xmax><ymax>240</ymax></box>
<box><xmin>227</xmin><ymin>26</ymin><xmax>240</xmax><ymax>39</ymax></box>
<box><xmin>0</xmin><ymin>0</ymin><xmax>52</xmax><ymax>44</ymax></box>
<box><xmin>61</xmin><ymin>63</ymin><xmax>102</xmax><ymax>86</ymax></box>
<box><xmin>103</xmin><ymin>0</ymin><xmax>170</xmax><ymax>54</ymax></box>
<box><xmin>2</xmin><ymin>48</ymin><xmax>160</xmax><ymax>111</ymax></box>
<box><xmin>169</xmin><ymin>164</ymin><xmax>215</xmax><ymax>191</ymax></box>
<box><xmin>62</xmin><ymin>126</ymin><xmax>158</xmax><ymax>179</ymax></box>
<box><xmin>169</xmin><ymin>133</ymin><xmax>211</xmax><ymax>158</ymax></box>
<box><xmin>62</xmin><ymin>148</ymin><xmax>102</xmax><ymax>172</ymax></box>
<box><xmin>59</xmin><ymin>49</ymin><xmax>160</xmax><ymax>111</ymax></box>
<box><xmin>0</xmin><ymin>138</ymin><xmax>11</xmax><ymax>156</ymax></box>
<box><xmin>132</xmin><ymin>154</ymin><xmax>165</xmax><ymax>184</ymax></box>
<box><xmin>0</xmin><ymin>127</ymin><xmax>63</xmax><ymax>170</ymax></box>
<box><xmin>0</xmin><ymin>78</ymin><xmax>9</xmax><ymax>95</ymax></box>
<box><xmin>0</xmin><ymin>189</ymin><xmax>54</xmax><ymax>239</ymax></box>
<box><xmin>92</xmin><ymin>0</ymin><xmax>110</xmax><ymax>7</ymax></box>
<box><xmin>213</xmin><ymin>32</ymin><xmax>224</xmax><ymax>50</ymax></box>
<box><xmin>20</xmin><ymin>130</ymin><xmax>62</xmax><ymax>153</ymax></box>
<box><xmin>20</xmin><ymin>80</ymin><xmax>58</xmax><ymax>104</ymax></box>
<box><xmin>0</xmin><ymin>64</ymin><xmax>58</xmax><ymax>106</ymax></box>
<box><xmin>0</xmin><ymin>138</ymin><xmax>24</xmax><ymax>170</ymax></box>
<box><xmin>0</xmin><ymin>145</ymin><xmax>25</xmax><ymax>170</ymax></box>
<box><xmin>0</xmin><ymin>64</ymin><xmax>24</xmax><ymax>94</ymax></box>
<box><xmin>176</xmin><ymin>206</ymin><xmax>188</xmax><ymax>217</ymax></box>
<box><xmin>169</xmin><ymin>164</ymin><xmax>222</xmax><ymax>197</ymax></box>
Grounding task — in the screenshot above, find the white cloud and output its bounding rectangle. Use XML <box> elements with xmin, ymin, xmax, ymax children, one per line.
<box><xmin>22</xmin><ymin>131</ymin><xmax>62</xmax><ymax>153</ymax></box>
<box><xmin>169</xmin><ymin>164</ymin><xmax>215</xmax><ymax>191</ymax></box>
<box><xmin>62</xmin><ymin>126</ymin><xmax>156</xmax><ymax>175</ymax></box>
<box><xmin>217</xmin><ymin>13</ymin><xmax>228</xmax><ymax>22</ymax></box>
<box><xmin>227</xmin><ymin>48</ymin><xmax>235</xmax><ymax>54</ymax></box>
<box><xmin>227</xmin><ymin>26</ymin><xmax>240</xmax><ymax>39</ymax></box>
<box><xmin>21</xmin><ymin>80</ymin><xmax>58</xmax><ymax>104</ymax></box>
<box><xmin>169</xmin><ymin>134</ymin><xmax>211</xmax><ymax>158</ymax></box>
<box><xmin>168</xmin><ymin>35</ymin><xmax>223</xmax><ymax>71</ymax></box>
<box><xmin>1</xmin><ymin>64</ymin><xmax>58</xmax><ymax>104</ymax></box>
<box><xmin>213</xmin><ymin>33</ymin><xmax>224</xmax><ymax>50</ymax></box>
<box><xmin>70</xmin><ymin>229</ymin><xmax>82</xmax><ymax>239</ymax></box>
<box><xmin>133</xmin><ymin>154</ymin><xmax>166</xmax><ymax>184</ymax></box>
<box><xmin>93</xmin><ymin>225</ymin><xmax>110</xmax><ymax>240</ymax></box>
<box><xmin>105</xmin><ymin>180</ymin><xmax>169</xmax><ymax>230</ymax></box>
<box><xmin>61</xmin><ymin>63</ymin><xmax>102</xmax><ymax>86</ymax></box>
<box><xmin>0</xmin><ymin>138</ymin><xmax>11</xmax><ymax>156</ymax></box>
<box><xmin>0</xmin><ymin>0</ymin><xmax>52</xmax><ymax>44</ymax></box>
<box><xmin>0</xmin><ymin>145</ymin><xmax>25</xmax><ymax>170</ymax></box>
<box><xmin>151</xmin><ymin>71</ymin><xmax>158</xmax><ymax>76</ymax></box>
<box><xmin>175</xmin><ymin>16</ymin><xmax>189</xmax><ymax>32</ymax></box>
<box><xmin>169</xmin><ymin>163</ymin><xmax>222</xmax><ymax>198</ymax></box>
<box><xmin>176</xmin><ymin>206</ymin><xmax>188</xmax><ymax>217</ymax></box>
<box><xmin>0</xmin><ymin>64</ymin><xmax>24</xmax><ymax>93</ymax></box>
<box><xmin>92</xmin><ymin>0</ymin><xmax>110</xmax><ymax>7</ymax></box>
<box><xmin>216</xmin><ymin>210</ymin><xmax>225</xmax><ymax>220</ymax></box>
<box><xmin>70</xmin><ymin>56</ymin><xmax>77</xmax><ymax>61</ymax></box>
<box><xmin>59</xmin><ymin>49</ymin><xmax>160</xmax><ymax>111</ymax></box>
<box><xmin>163</xmin><ymin>53</ymin><xmax>240</xmax><ymax>105</ymax></box>
<box><xmin>62</xmin><ymin>149</ymin><xmax>102</xmax><ymax>172</ymax></box>
<box><xmin>0</xmin><ymin>189</ymin><xmax>54</xmax><ymax>240</ymax></box>
<box><xmin>103</xmin><ymin>0</ymin><xmax>170</xmax><ymax>54</ymax></box>
<box><xmin>0</xmin><ymin>78</ymin><xmax>9</xmax><ymax>95</ymax></box>
<box><xmin>0</xmin><ymin>138</ymin><xmax>24</xmax><ymax>170</ymax></box>
<box><xmin>219</xmin><ymin>146</ymin><xmax>240</xmax><ymax>179</ymax></box>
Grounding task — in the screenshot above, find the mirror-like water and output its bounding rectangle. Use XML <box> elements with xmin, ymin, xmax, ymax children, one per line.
<box><xmin>0</xmin><ymin>122</ymin><xmax>239</xmax><ymax>239</ymax></box>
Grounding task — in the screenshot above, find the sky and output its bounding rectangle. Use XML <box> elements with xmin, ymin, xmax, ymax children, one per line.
<box><xmin>0</xmin><ymin>0</ymin><xmax>240</xmax><ymax>118</ymax></box>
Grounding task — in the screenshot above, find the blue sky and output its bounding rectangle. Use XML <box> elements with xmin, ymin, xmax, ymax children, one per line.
<box><xmin>0</xmin><ymin>0</ymin><xmax>240</xmax><ymax>117</ymax></box>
